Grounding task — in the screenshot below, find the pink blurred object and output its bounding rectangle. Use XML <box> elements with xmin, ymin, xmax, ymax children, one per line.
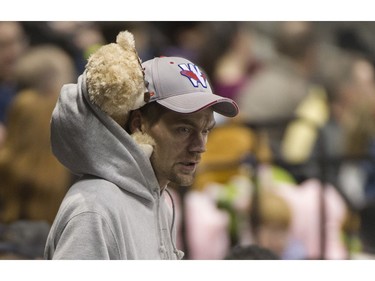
<box><xmin>276</xmin><ymin>178</ymin><xmax>348</xmax><ymax>259</ymax></box>
<box><xmin>164</xmin><ymin>187</ymin><xmax>230</xmax><ymax>260</ymax></box>
<box><xmin>185</xmin><ymin>189</ymin><xmax>230</xmax><ymax>259</ymax></box>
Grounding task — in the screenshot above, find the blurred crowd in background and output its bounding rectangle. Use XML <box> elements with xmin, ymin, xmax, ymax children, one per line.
<box><xmin>1</xmin><ymin>21</ymin><xmax>375</xmax><ymax>260</ymax></box>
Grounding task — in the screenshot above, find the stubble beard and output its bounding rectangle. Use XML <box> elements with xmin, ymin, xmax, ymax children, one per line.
<box><xmin>170</xmin><ymin>171</ymin><xmax>196</xmax><ymax>187</ymax></box>
<box><xmin>166</xmin><ymin>163</ymin><xmax>197</xmax><ymax>187</ymax></box>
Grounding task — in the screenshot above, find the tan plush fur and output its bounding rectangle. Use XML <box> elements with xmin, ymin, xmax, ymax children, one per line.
<box><xmin>85</xmin><ymin>30</ymin><xmax>155</xmax><ymax>157</ymax></box>
<box><xmin>131</xmin><ymin>131</ymin><xmax>156</xmax><ymax>158</ymax></box>
<box><xmin>86</xmin><ymin>31</ymin><xmax>147</xmax><ymax>127</ymax></box>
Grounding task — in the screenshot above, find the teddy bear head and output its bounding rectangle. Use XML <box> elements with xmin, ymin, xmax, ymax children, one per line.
<box><xmin>85</xmin><ymin>30</ymin><xmax>149</xmax><ymax>127</ymax></box>
<box><xmin>85</xmin><ymin>30</ymin><xmax>155</xmax><ymax>157</ymax></box>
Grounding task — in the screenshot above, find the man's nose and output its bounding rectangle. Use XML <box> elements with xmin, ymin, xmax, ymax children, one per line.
<box><xmin>189</xmin><ymin>134</ymin><xmax>207</xmax><ymax>154</ymax></box>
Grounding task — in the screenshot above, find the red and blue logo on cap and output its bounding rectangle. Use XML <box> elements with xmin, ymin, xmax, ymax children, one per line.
<box><xmin>179</xmin><ymin>63</ymin><xmax>208</xmax><ymax>88</ymax></box>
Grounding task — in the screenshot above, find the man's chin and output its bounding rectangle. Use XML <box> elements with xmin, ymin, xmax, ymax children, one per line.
<box><xmin>171</xmin><ymin>175</ymin><xmax>195</xmax><ymax>188</ymax></box>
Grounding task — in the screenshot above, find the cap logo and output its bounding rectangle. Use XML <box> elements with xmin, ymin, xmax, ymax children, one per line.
<box><xmin>179</xmin><ymin>63</ymin><xmax>207</xmax><ymax>88</ymax></box>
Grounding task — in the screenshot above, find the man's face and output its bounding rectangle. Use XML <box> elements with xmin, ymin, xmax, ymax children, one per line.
<box><xmin>143</xmin><ymin>107</ymin><xmax>216</xmax><ymax>188</ymax></box>
<box><xmin>0</xmin><ymin>22</ymin><xmax>27</xmax><ymax>82</ymax></box>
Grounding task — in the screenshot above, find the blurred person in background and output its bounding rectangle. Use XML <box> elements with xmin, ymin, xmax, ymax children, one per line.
<box><xmin>0</xmin><ymin>21</ymin><xmax>28</xmax><ymax>147</ymax></box>
<box><xmin>0</xmin><ymin>90</ymin><xmax>72</xmax><ymax>259</ymax></box>
<box><xmin>276</xmin><ymin>179</ymin><xmax>349</xmax><ymax>259</ymax></box>
<box><xmin>15</xmin><ymin>45</ymin><xmax>77</xmax><ymax>96</ymax></box>
<box><xmin>0</xmin><ymin>44</ymin><xmax>76</xmax><ymax>259</ymax></box>
<box><xmin>318</xmin><ymin>52</ymin><xmax>375</xmax><ymax>258</ymax></box>
<box><xmin>251</xmin><ymin>188</ymin><xmax>307</xmax><ymax>260</ymax></box>
<box><xmin>336</xmin><ymin>56</ymin><xmax>375</xmax><ymax>207</ymax></box>
<box><xmin>236</xmin><ymin>22</ymin><xmax>323</xmax><ymax>182</ymax></box>
<box><xmin>0</xmin><ymin>90</ymin><xmax>71</xmax><ymax>223</ymax></box>
<box><xmin>199</xmin><ymin>22</ymin><xmax>261</xmax><ymax>103</ymax></box>
<box><xmin>237</xmin><ymin>21</ymin><xmax>319</xmax><ymax>130</ymax></box>
<box><xmin>319</xmin><ymin>48</ymin><xmax>375</xmax><ymax>210</ymax></box>
<box><xmin>21</xmin><ymin>21</ymin><xmax>105</xmax><ymax>75</ymax></box>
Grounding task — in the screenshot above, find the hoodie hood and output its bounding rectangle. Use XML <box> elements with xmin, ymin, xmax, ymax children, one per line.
<box><xmin>50</xmin><ymin>73</ymin><xmax>158</xmax><ymax>202</ymax></box>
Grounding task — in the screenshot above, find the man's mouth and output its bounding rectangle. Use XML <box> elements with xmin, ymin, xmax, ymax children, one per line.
<box><xmin>181</xmin><ymin>160</ymin><xmax>200</xmax><ymax>166</ymax></box>
<box><xmin>181</xmin><ymin>161</ymin><xmax>199</xmax><ymax>166</ymax></box>
<box><xmin>179</xmin><ymin>161</ymin><xmax>199</xmax><ymax>172</ymax></box>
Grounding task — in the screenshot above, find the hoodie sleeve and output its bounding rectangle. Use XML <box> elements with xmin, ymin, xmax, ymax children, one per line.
<box><xmin>50</xmin><ymin>212</ymin><xmax>121</xmax><ymax>260</ymax></box>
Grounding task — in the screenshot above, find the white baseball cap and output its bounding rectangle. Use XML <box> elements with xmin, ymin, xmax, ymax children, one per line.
<box><xmin>142</xmin><ymin>56</ymin><xmax>239</xmax><ymax>117</ymax></box>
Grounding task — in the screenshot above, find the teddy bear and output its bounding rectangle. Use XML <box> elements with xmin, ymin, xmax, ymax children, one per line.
<box><xmin>85</xmin><ymin>30</ymin><xmax>155</xmax><ymax>157</ymax></box>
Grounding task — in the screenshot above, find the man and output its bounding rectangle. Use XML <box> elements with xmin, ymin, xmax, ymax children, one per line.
<box><xmin>44</xmin><ymin>56</ymin><xmax>238</xmax><ymax>259</ymax></box>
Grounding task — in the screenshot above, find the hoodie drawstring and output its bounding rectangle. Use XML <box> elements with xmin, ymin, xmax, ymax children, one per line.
<box><xmin>165</xmin><ymin>188</ymin><xmax>181</xmax><ymax>258</ymax></box>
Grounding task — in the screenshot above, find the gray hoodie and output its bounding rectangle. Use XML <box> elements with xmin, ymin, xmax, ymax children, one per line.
<box><xmin>44</xmin><ymin>73</ymin><xmax>184</xmax><ymax>260</ymax></box>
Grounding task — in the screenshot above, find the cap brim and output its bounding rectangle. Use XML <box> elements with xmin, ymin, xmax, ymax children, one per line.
<box><xmin>156</xmin><ymin>92</ymin><xmax>239</xmax><ymax>117</ymax></box>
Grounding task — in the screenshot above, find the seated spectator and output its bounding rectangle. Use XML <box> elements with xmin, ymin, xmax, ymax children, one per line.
<box><xmin>0</xmin><ymin>21</ymin><xmax>28</xmax><ymax>145</ymax></box>
<box><xmin>252</xmin><ymin>189</ymin><xmax>299</xmax><ymax>259</ymax></box>
<box><xmin>0</xmin><ymin>45</ymin><xmax>76</xmax><ymax>260</ymax></box>
<box><xmin>0</xmin><ymin>90</ymin><xmax>72</xmax><ymax>225</ymax></box>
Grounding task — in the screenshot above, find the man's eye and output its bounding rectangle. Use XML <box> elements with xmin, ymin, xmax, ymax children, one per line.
<box><xmin>178</xmin><ymin>127</ymin><xmax>191</xmax><ymax>134</ymax></box>
<box><xmin>202</xmin><ymin>129</ymin><xmax>211</xmax><ymax>135</ymax></box>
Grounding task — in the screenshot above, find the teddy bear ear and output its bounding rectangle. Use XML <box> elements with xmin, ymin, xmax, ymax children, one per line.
<box><xmin>116</xmin><ymin>30</ymin><xmax>145</xmax><ymax>80</ymax></box>
<box><xmin>116</xmin><ymin>31</ymin><xmax>136</xmax><ymax>50</ymax></box>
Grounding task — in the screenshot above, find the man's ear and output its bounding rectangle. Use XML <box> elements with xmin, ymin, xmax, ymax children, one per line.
<box><xmin>128</xmin><ymin>110</ymin><xmax>143</xmax><ymax>134</ymax></box>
